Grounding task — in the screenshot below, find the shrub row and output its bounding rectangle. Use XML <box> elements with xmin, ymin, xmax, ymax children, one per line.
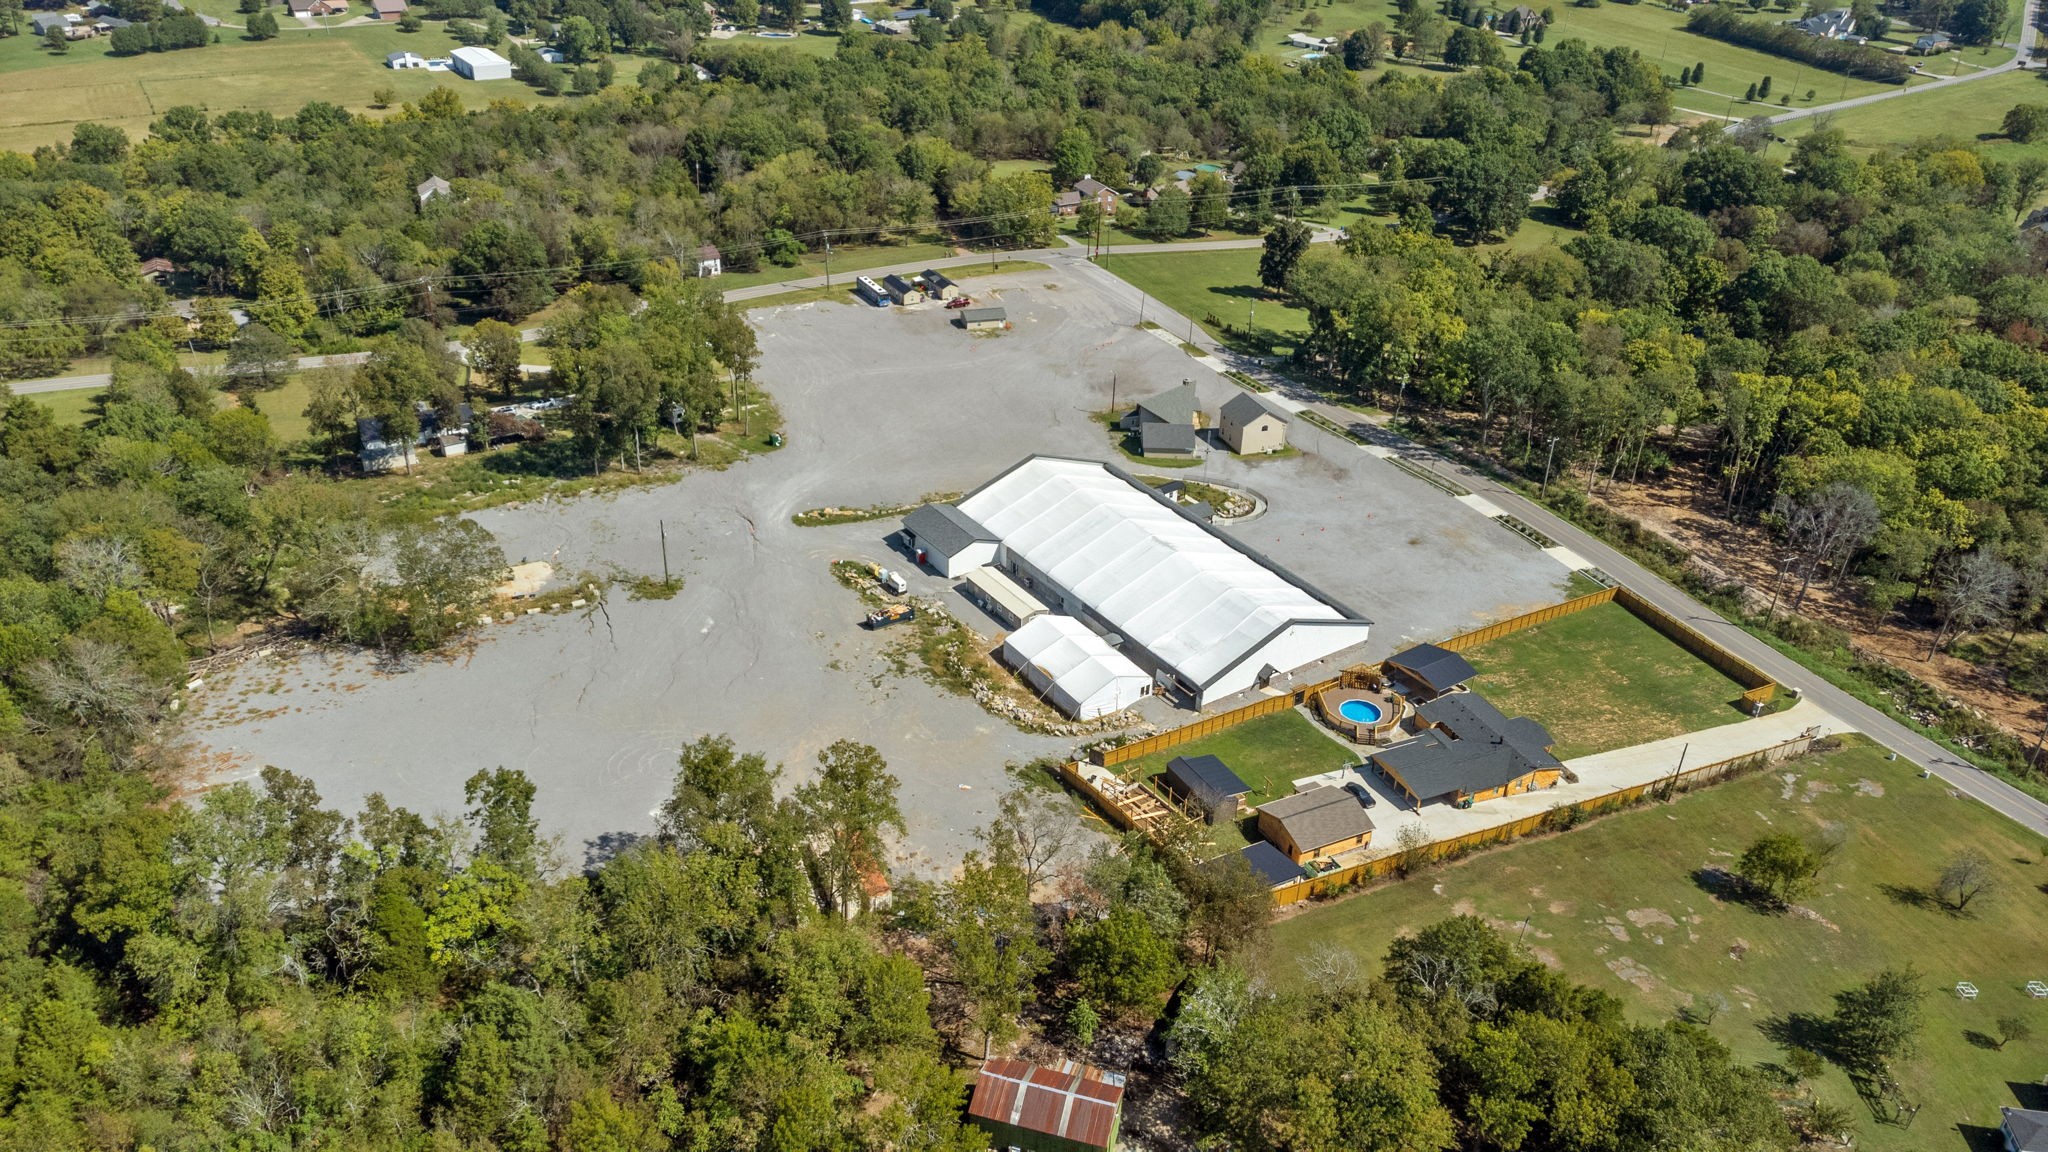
<box><xmin>1687</xmin><ymin>6</ymin><xmax>1911</xmax><ymax>84</ymax></box>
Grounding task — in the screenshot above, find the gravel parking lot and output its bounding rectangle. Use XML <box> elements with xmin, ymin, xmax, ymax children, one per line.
<box><xmin>185</xmin><ymin>266</ymin><xmax>1569</xmax><ymax>876</ymax></box>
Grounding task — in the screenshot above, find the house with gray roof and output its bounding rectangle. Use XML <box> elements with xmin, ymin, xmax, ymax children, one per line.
<box><xmin>1161</xmin><ymin>754</ymin><xmax>1250</xmax><ymax>826</ymax></box>
<box><xmin>1257</xmin><ymin>785</ymin><xmax>1374</xmax><ymax>863</ymax></box>
<box><xmin>901</xmin><ymin>503</ymin><xmax>998</xmax><ymax>577</ymax></box>
<box><xmin>2004</xmin><ymin>1108</ymin><xmax>2048</xmax><ymax>1152</ymax></box>
<box><xmin>1120</xmin><ymin>381</ymin><xmax>1199</xmax><ymax>431</ymax></box>
<box><xmin>1371</xmin><ymin>691</ymin><xmax>1564</xmax><ymax>808</ymax></box>
<box><xmin>1139</xmin><ymin>420</ymin><xmax>1198</xmax><ymax>457</ymax></box>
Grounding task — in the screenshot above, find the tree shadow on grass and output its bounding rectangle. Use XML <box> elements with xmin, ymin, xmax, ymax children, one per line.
<box><xmin>1963</xmin><ymin>1029</ymin><xmax>2004</xmax><ymax>1051</ymax></box>
<box><xmin>1759</xmin><ymin>1011</ymin><xmax>1838</xmax><ymax>1062</ymax></box>
<box><xmin>1690</xmin><ymin>866</ymin><xmax>1785</xmax><ymax>915</ymax></box>
<box><xmin>1878</xmin><ymin>882</ymin><xmax>1942</xmax><ymax>912</ymax></box>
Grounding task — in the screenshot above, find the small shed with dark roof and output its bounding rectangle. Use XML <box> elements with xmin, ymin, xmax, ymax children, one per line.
<box><xmin>1256</xmin><ymin>785</ymin><xmax>1374</xmax><ymax>863</ymax></box>
<box><xmin>1161</xmin><ymin>754</ymin><xmax>1250</xmax><ymax>825</ymax></box>
<box><xmin>968</xmin><ymin>1058</ymin><xmax>1125</xmax><ymax>1152</ymax></box>
<box><xmin>1383</xmin><ymin>643</ymin><xmax>1478</xmax><ymax>699</ymax></box>
<box><xmin>1371</xmin><ymin>691</ymin><xmax>1563</xmax><ymax>808</ymax></box>
<box><xmin>881</xmin><ymin>273</ymin><xmax>923</xmax><ymax>305</ymax></box>
<box><xmin>1236</xmin><ymin>840</ymin><xmax>1303</xmax><ymax>888</ymax></box>
<box><xmin>901</xmin><ymin>503</ymin><xmax>997</xmax><ymax>577</ymax></box>
<box><xmin>919</xmin><ymin>268</ymin><xmax>959</xmax><ymax>299</ymax></box>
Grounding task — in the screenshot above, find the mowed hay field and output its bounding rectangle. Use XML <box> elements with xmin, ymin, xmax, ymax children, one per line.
<box><xmin>1267</xmin><ymin>738</ymin><xmax>2048</xmax><ymax>1152</ymax></box>
<box><xmin>1777</xmin><ymin>68</ymin><xmax>2048</xmax><ymax>168</ymax></box>
<box><xmin>1461</xmin><ymin>600</ymin><xmax>1747</xmax><ymax>758</ymax></box>
<box><xmin>0</xmin><ymin>25</ymin><xmax>626</xmax><ymax>153</ymax></box>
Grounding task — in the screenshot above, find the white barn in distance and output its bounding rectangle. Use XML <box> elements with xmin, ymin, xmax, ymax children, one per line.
<box><xmin>450</xmin><ymin>45</ymin><xmax>512</xmax><ymax>81</ymax></box>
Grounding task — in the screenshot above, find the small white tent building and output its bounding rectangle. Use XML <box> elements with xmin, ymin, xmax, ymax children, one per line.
<box><xmin>1001</xmin><ymin>615</ymin><xmax>1150</xmax><ymax>720</ymax></box>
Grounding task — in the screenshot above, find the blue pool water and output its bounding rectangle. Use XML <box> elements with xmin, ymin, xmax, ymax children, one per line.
<box><xmin>1338</xmin><ymin>699</ymin><xmax>1383</xmax><ymax>724</ymax></box>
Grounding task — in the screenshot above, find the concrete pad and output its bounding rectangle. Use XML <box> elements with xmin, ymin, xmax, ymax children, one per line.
<box><xmin>1456</xmin><ymin>494</ymin><xmax>1506</xmax><ymax>518</ymax></box>
<box><xmin>1542</xmin><ymin>545</ymin><xmax>1593</xmax><ymax>571</ymax></box>
<box><xmin>1323</xmin><ymin>701</ymin><xmax>1850</xmax><ymax>867</ymax></box>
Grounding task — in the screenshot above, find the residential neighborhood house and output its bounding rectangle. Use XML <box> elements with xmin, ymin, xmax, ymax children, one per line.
<box><xmin>694</xmin><ymin>245</ymin><xmax>722</xmax><ymax>277</ymax></box>
<box><xmin>1794</xmin><ymin>7</ymin><xmax>1855</xmax><ymax>38</ymax></box>
<box><xmin>370</xmin><ymin>0</ymin><xmax>407</xmax><ymax>18</ymax></box>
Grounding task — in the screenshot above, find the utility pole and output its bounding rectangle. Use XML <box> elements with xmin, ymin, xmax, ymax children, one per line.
<box><xmin>1540</xmin><ymin>436</ymin><xmax>1560</xmax><ymax>497</ymax></box>
<box><xmin>824</xmin><ymin>239</ymin><xmax>832</xmax><ymax>288</ymax></box>
<box><xmin>659</xmin><ymin>519</ymin><xmax>670</xmax><ymax>583</ymax></box>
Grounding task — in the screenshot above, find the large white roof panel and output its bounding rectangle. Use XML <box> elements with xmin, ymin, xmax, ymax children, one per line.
<box><xmin>961</xmin><ymin>457</ymin><xmax>1365</xmax><ymax>690</ymax></box>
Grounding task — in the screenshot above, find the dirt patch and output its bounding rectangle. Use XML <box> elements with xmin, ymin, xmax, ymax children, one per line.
<box><xmin>1605</xmin><ymin>955</ymin><xmax>1658</xmax><ymax>993</ymax></box>
<box><xmin>1602</xmin><ymin>919</ymin><xmax>1631</xmax><ymax>942</ymax></box>
<box><xmin>1801</xmin><ymin>779</ymin><xmax>1838</xmax><ymax>804</ymax></box>
<box><xmin>1451</xmin><ymin>897</ymin><xmax>1477</xmax><ymax>917</ymax></box>
<box><xmin>1625</xmin><ymin>907</ymin><xmax>1677</xmax><ymax>928</ymax></box>
<box><xmin>1779</xmin><ymin>773</ymin><xmax>1799</xmax><ymax>800</ymax></box>
<box><xmin>1547</xmin><ymin>899</ymin><xmax>1575</xmax><ymax>915</ymax></box>
<box><xmin>1788</xmin><ymin>905</ymin><xmax>1842</xmax><ymax>932</ymax></box>
<box><xmin>1854</xmin><ymin>778</ymin><xmax>1886</xmax><ymax>797</ymax></box>
<box><xmin>1528</xmin><ymin>946</ymin><xmax>1562</xmax><ymax>969</ymax></box>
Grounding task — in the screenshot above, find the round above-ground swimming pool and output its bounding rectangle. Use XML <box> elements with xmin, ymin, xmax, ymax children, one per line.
<box><xmin>1314</xmin><ymin>684</ymin><xmax>1409</xmax><ymax>743</ymax></box>
<box><xmin>1337</xmin><ymin>698</ymin><xmax>1384</xmax><ymax>725</ymax></box>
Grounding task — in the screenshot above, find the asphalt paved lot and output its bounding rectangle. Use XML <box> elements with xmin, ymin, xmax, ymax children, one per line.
<box><xmin>185</xmin><ymin>270</ymin><xmax>1574</xmax><ymax>875</ymax></box>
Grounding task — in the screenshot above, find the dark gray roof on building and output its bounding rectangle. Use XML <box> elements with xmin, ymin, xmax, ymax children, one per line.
<box><xmin>1140</xmin><ymin>421</ymin><xmax>1198</xmax><ymax>455</ymax></box>
<box><xmin>882</xmin><ymin>273</ymin><xmax>917</xmax><ymax>294</ymax></box>
<box><xmin>1131</xmin><ymin>382</ymin><xmax>1198</xmax><ymax>426</ymax></box>
<box><xmin>1374</xmin><ymin>691</ymin><xmax>1560</xmax><ymax>801</ymax></box>
<box><xmin>1385</xmin><ymin>643</ymin><xmax>1478</xmax><ymax>696</ymax></box>
<box><xmin>920</xmin><ymin>268</ymin><xmax>954</xmax><ymax>291</ymax></box>
<box><xmin>903</xmin><ymin>502</ymin><xmax>994</xmax><ymax>557</ymax></box>
<box><xmin>1163</xmin><ymin>754</ymin><xmax>1250</xmax><ymax>809</ymax></box>
<box><xmin>960</xmin><ymin>306</ymin><xmax>1005</xmax><ymax>323</ymax></box>
<box><xmin>1260</xmin><ymin>785</ymin><xmax>1373</xmax><ymax>853</ymax></box>
<box><xmin>2006</xmin><ymin>1109</ymin><xmax>2048</xmax><ymax>1152</ymax></box>
<box><xmin>1221</xmin><ymin>391</ymin><xmax>1286</xmax><ymax>426</ymax></box>
<box><xmin>1237</xmin><ymin>840</ymin><xmax>1302</xmax><ymax>887</ymax></box>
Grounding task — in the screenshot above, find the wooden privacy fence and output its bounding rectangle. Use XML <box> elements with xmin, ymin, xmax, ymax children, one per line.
<box><xmin>1090</xmin><ymin>679</ymin><xmax>1336</xmax><ymax>768</ymax></box>
<box><xmin>1613</xmin><ymin>587</ymin><xmax>1779</xmax><ymax>706</ymax></box>
<box><xmin>1268</xmin><ymin>732</ymin><xmax>1817</xmax><ymax>906</ymax></box>
<box><xmin>1434</xmin><ymin>586</ymin><xmax>1616</xmax><ymax>652</ymax></box>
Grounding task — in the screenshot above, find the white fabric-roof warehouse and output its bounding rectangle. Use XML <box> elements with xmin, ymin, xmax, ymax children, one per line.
<box><xmin>1000</xmin><ymin>615</ymin><xmax>1150</xmax><ymax>719</ymax></box>
<box><xmin>960</xmin><ymin>457</ymin><xmax>1370</xmax><ymax>704</ymax></box>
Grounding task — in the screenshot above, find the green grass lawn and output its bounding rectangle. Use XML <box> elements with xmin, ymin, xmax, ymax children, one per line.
<box><xmin>1267</xmin><ymin>737</ymin><xmax>2048</xmax><ymax>1152</ymax></box>
<box><xmin>712</xmin><ymin>240</ymin><xmax>960</xmax><ymax>292</ymax></box>
<box><xmin>1122</xmin><ymin>708</ymin><xmax>1358</xmax><ymax>858</ymax></box>
<box><xmin>1124</xmin><ymin>708</ymin><xmax>1355</xmax><ymax>806</ymax></box>
<box><xmin>1096</xmin><ymin>249</ymin><xmax>1310</xmax><ymax>355</ymax></box>
<box><xmin>1462</xmin><ymin>600</ymin><xmax>1748</xmax><ymax>759</ymax></box>
<box><xmin>1774</xmin><ymin>67</ymin><xmax>2048</xmax><ymax>169</ymax></box>
<box><xmin>0</xmin><ymin>23</ymin><xmax>651</xmax><ymax>153</ymax></box>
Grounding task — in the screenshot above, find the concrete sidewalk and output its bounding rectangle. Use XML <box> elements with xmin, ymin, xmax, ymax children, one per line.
<box><xmin>1329</xmin><ymin>700</ymin><xmax>1847</xmax><ymax>866</ymax></box>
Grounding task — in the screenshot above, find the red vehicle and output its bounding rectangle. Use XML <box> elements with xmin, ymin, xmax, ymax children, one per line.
<box><xmin>945</xmin><ymin>295</ymin><xmax>973</xmax><ymax>309</ymax></box>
